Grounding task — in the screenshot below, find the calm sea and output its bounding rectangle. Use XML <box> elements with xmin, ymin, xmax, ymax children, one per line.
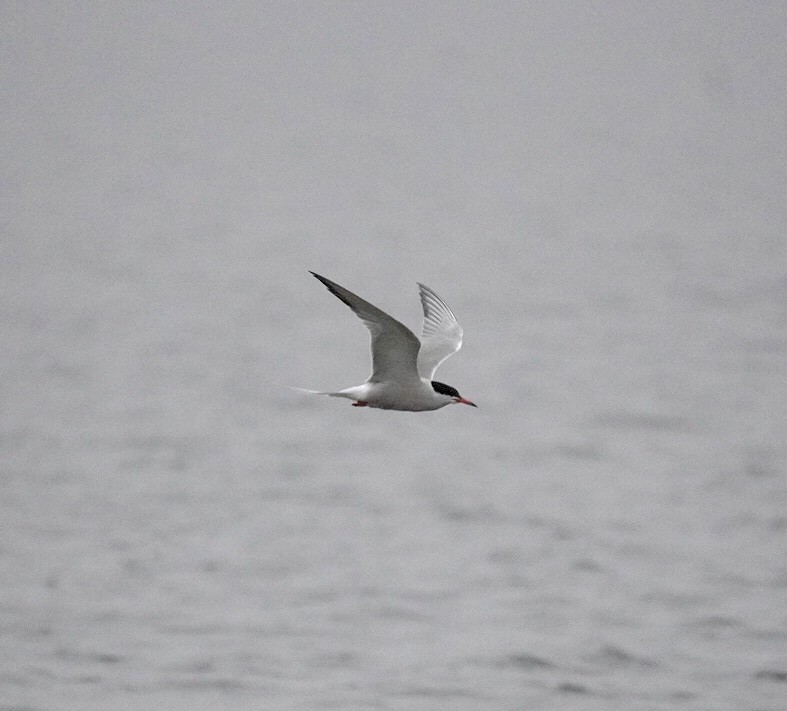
<box><xmin>2</xmin><ymin>5</ymin><xmax>785</xmax><ymax>710</ymax></box>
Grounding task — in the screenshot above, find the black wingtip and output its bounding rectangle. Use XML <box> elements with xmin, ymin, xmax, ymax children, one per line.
<box><xmin>310</xmin><ymin>271</ymin><xmax>331</xmax><ymax>288</ymax></box>
<box><xmin>310</xmin><ymin>271</ymin><xmax>333</xmax><ymax>290</ymax></box>
<box><xmin>309</xmin><ymin>272</ymin><xmax>354</xmax><ymax>309</ymax></box>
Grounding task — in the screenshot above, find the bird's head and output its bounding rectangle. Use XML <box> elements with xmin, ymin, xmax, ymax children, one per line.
<box><xmin>431</xmin><ymin>380</ymin><xmax>477</xmax><ymax>407</ymax></box>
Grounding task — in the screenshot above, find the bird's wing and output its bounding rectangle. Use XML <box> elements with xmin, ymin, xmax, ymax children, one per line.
<box><xmin>416</xmin><ymin>283</ymin><xmax>463</xmax><ymax>380</ymax></box>
<box><xmin>310</xmin><ymin>272</ymin><xmax>422</xmax><ymax>385</ymax></box>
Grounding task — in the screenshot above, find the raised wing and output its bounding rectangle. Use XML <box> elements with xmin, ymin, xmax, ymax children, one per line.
<box><xmin>310</xmin><ymin>272</ymin><xmax>422</xmax><ymax>384</ymax></box>
<box><xmin>416</xmin><ymin>283</ymin><xmax>463</xmax><ymax>379</ymax></box>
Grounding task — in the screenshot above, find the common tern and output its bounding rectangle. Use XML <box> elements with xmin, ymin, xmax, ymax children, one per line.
<box><xmin>300</xmin><ymin>272</ymin><xmax>477</xmax><ymax>411</ymax></box>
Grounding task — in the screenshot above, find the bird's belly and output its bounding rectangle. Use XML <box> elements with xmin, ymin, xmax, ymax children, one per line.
<box><xmin>363</xmin><ymin>381</ymin><xmax>446</xmax><ymax>411</ymax></box>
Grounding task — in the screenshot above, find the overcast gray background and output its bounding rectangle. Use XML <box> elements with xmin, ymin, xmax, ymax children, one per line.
<box><xmin>2</xmin><ymin>3</ymin><xmax>786</xmax><ymax>710</ymax></box>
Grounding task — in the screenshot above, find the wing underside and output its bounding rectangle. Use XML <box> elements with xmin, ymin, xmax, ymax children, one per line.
<box><xmin>416</xmin><ymin>282</ymin><xmax>463</xmax><ymax>380</ymax></box>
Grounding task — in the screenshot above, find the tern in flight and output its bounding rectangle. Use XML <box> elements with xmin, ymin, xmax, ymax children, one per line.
<box><xmin>300</xmin><ymin>272</ymin><xmax>477</xmax><ymax>411</ymax></box>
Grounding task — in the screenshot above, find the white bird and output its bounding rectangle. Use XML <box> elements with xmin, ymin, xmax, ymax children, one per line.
<box><xmin>300</xmin><ymin>272</ymin><xmax>477</xmax><ymax>411</ymax></box>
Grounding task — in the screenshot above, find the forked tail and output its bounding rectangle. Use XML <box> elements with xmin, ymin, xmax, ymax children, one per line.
<box><xmin>289</xmin><ymin>387</ymin><xmax>353</xmax><ymax>400</ymax></box>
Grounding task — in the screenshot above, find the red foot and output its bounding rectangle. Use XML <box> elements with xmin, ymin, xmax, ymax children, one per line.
<box><xmin>352</xmin><ymin>401</ymin><xmax>369</xmax><ymax>407</ymax></box>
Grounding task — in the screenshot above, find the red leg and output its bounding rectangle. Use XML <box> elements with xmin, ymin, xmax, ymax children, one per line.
<box><xmin>352</xmin><ymin>401</ymin><xmax>369</xmax><ymax>407</ymax></box>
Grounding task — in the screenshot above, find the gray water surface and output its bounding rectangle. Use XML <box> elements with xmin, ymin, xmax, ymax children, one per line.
<box><xmin>2</xmin><ymin>4</ymin><xmax>786</xmax><ymax>710</ymax></box>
